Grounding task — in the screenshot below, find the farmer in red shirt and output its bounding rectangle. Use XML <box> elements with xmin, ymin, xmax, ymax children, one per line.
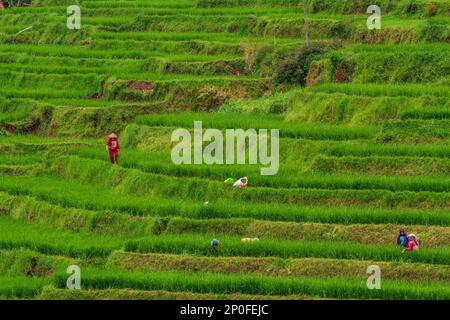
<box><xmin>106</xmin><ymin>133</ymin><xmax>120</xmax><ymax>164</ymax></box>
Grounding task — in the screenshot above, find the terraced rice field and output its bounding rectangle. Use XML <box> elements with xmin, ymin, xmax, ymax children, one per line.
<box><xmin>0</xmin><ymin>0</ymin><xmax>449</xmax><ymax>301</ymax></box>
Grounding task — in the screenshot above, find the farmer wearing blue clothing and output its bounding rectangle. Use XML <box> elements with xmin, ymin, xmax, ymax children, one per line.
<box><xmin>210</xmin><ymin>239</ymin><xmax>220</xmax><ymax>251</ymax></box>
<box><xmin>396</xmin><ymin>228</ymin><xmax>409</xmax><ymax>248</ymax></box>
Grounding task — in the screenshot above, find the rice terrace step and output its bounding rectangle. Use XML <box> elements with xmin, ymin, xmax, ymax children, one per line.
<box><xmin>0</xmin><ymin>0</ymin><xmax>449</xmax><ymax>314</ymax></box>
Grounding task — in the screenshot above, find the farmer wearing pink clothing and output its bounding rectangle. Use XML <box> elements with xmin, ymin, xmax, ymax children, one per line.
<box><xmin>404</xmin><ymin>234</ymin><xmax>419</xmax><ymax>252</ymax></box>
<box><xmin>106</xmin><ymin>133</ymin><xmax>120</xmax><ymax>164</ymax></box>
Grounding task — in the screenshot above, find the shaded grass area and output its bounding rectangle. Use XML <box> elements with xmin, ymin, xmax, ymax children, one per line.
<box><xmin>0</xmin><ymin>192</ymin><xmax>155</xmax><ymax>237</ymax></box>
<box><xmin>1</xmin><ymin>174</ymin><xmax>449</xmax><ymax>226</ymax></box>
<box><xmin>135</xmin><ymin>112</ymin><xmax>380</xmax><ymax>140</ymax></box>
<box><xmin>312</xmin><ymin>83</ymin><xmax>450</xmax><ymax>98</ymax></box>
<box><xmin>311</xmin><ymin>155</ymin><xmax>450</xmax><ymax>177</ymax></box>
<box><xmin>65</xmin><ymin>146</ymin><xmax>450</xmax><ymax>192</ymax></box>
<box><xmin>328</xmin><ymin>143</ymin><xmax>450</xmax><ymax>158</ymax></box>
<box><xmin>38</xmin><ymin>286</ymin><xmax>319</xmax><ymax>300</ymax></box>
<box><xmin>125</xmin><ymin>234</ymin><xmax>450</xmax><ymax>265</ymax></box>
<box><xmin>0</xmin><ymin>216</ymin><xmax>125</xmax><ymax>258</ymax></box>
<box><xmin>109</xmin><ymin>252</ymin><xmax>450</xmax><ymax>282</ymax></box>
<box><xmin>52</xmin><ymin>268</ymin><xmax>450</xmax><ymax>300</ymax></box>
<box><xmin>0</xmin><ymin>249</ymin><xmax>75</xmax><ymax>277</ymax></box>
<box><xmin>165</xmin><ymin>218</ymin><xmax>450</xmax><ymax>248</ymax></box>
<box><xmin>47</xmin><ymin>156</ymin><xmax>450</xmax><ymax>210</ymax></box>
<box><xmin>0</xmin><ymin>276</ymin><xmax>48</xmax><ymax>299</ymax></box>
<box><xmin>2</xmin><ymin>189</ymin><xmax>449</xmax><ymax>248</ymax></box>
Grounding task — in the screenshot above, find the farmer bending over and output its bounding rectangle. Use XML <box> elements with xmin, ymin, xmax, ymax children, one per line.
<box><xmin>233</xmin><ymin>176</ymin><xmax>248</xmax><ymax>188</ymax></box>
<box><xmin>404</xmin><ymin>234</ymin><xmax>419</xmax><ymax>252</ymax></box>
<box><xmin>106</xmin><ymin>133</ymin><xmax>120</xmax><ymax>164</ymax></box>
<box><xmin>210</xmin><ymin>239</ymin><xmax>220</xmax><ymax>251</ymax></box>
